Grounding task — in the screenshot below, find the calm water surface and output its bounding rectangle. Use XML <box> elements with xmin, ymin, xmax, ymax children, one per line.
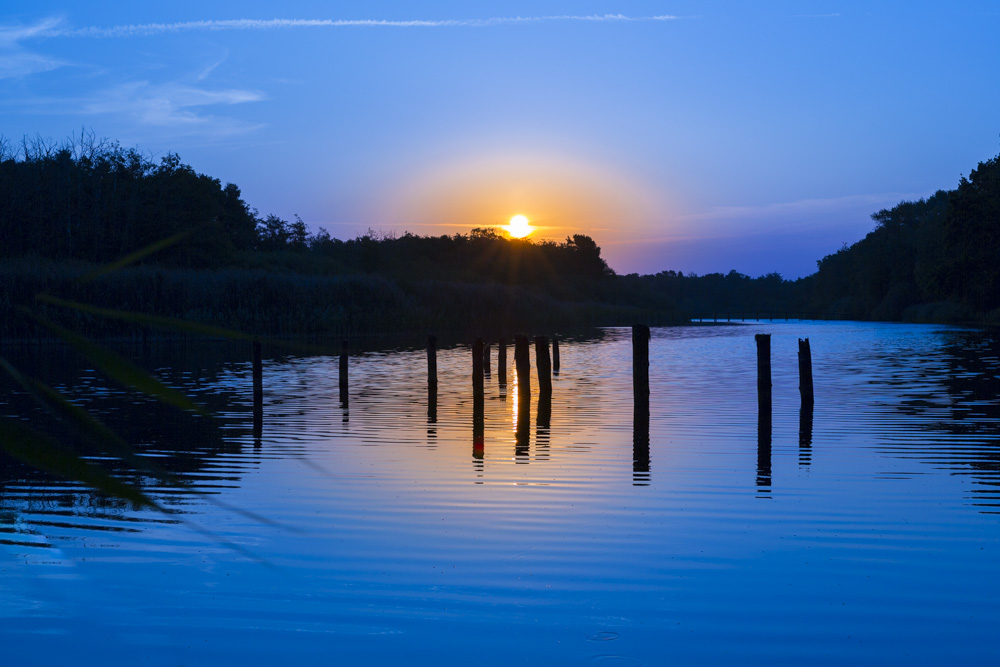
<box><xmin>2</xmin><ymin>322</ymin><xmax>998</xmax><ymax>665</ymax></box>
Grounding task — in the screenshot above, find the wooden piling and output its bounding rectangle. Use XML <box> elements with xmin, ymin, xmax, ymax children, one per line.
<box><xmin>498</xmin><ymin>337</ymin><xmax>507</xmax><ymax>386</ymax></box>
<box><xmin>483</xmin><ymin>340</ymin><xmax>491</xmax><ymax>376</ymax></box>
<box><xmin>535</xmin><ymin>336</ymin><xmax>552</xmax><ymax>394</ymax></box>
<box><xmin>252</xmin><ymin>339</ymin><xmax>263</xmax><ymax>436</ymax></box>
<box><xmin>552</xmin><ymin>337</ymin><xmax>560</xmax><ymax>373</ymax></box>
<box><xmin>427</xmin><ymin>335</ymin><xmax>438</xmax><ymax>389</ymax></box>
<box><xmin>755</xmin><ymin>333</ymin><xmax>771</xmax><ymax>404</ymax></box>
<box><xmin>514</xmin><ymin>335</ymin><xmax>531</xmax><ymax>398</ymax></box>
<box><xmin>252</xmin><ymin>340</ymin><xmax>263</xmax><ymax>406</ymax></box>
<box><xmin>798</xmin><ymin>337</ymin><xmax>814</xmax><ymax>405</ymax></box>
<box><xmin>632</xmin><ymin>325</ymin><xmax>650</xmax><ymax>402</ymax></box>
<box><xmin>339</xmin><ymin>340</ymin><xmax>349</xmax><ymax>402</ymax></box>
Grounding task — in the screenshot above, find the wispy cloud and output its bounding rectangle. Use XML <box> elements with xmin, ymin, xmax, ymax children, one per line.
<box><xmin>37</xmin><ymin>15</ymin><xmax>680</xmax><ymax>39</ymax></box>
<box><xmin>0</xmin><ymin>51</ymin><xmax>63</xmax><ymax>78</ymax></box>
<box><xmin>78</xmin><ymin>81</ymin><xmax>266</xmax><ymax>136</ymax></box>
<box><xmin>0</xmin><ymin>17</ymin><xmax>67</xmax><ymax>78</ymax></box>
<box><xmin>677</xmin><ymin>193</ymin><xmax>922</xmax><ymax>229</ymax></box>
<box><xmin>0</xmin><ymin>16</ymin><xmax>64</xmax><ymax>45</ymax></box>
<box><xmin>194</xmin><ymin>51</ymin><xmax>229</xmax><ymax>82</ymax></box>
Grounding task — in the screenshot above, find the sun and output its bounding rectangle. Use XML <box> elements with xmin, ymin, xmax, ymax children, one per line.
<box><xmin>505</xmin><ymin>214</ymin><xmax>535</xmax><ymax>239</ymax></box>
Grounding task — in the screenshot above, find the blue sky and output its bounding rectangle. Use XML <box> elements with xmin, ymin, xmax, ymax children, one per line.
<box><xmin>2</xmin><ymin>1</ymin><xmax>998</xmax><ymax>278</ymax></box>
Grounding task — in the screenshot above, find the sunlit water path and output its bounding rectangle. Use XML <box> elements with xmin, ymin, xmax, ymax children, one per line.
<box><xmin>2</xmin><ymin>322</ymin><xmax>998</xmax><ymax>665</ymax></box>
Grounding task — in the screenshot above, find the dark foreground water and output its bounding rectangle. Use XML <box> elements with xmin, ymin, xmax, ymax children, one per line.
<box><xmin>2</xmin><ymin>322</ymin><xmax>998</xmax><ymax>665</ymax></box>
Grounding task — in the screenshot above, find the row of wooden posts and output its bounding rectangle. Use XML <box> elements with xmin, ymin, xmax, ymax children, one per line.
<box><xmin>249</xmin><ymin>328</ymin><xmax>814</xmax><ymax>433</ymax></box>
<box><xmin>755</xmin><ymin>333</ymin><xmax>815</xmax><ymax>406</ymax></box>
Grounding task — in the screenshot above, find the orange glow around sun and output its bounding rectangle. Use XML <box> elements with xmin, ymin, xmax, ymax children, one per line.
<box><xmin>377</xmin><ymin>151</ymin><xmax>666</xmax><ymax>251</ymax></box>
<box><xmin>505</xmin><ymin>214</ymin><xmax>534</xmax><ymax>238</ymax></box>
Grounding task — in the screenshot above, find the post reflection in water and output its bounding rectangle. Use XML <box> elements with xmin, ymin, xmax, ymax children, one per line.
<box><xmin>632</xmin><ymin>325</ymin><xmax>651</xmax><ymax>485</ymax></box>
<box><xmin>498</xmin><ymin>338</ymin><xmax>508</xmax><ymax>390</ymax></box>
<box><xmin>428</xmin><ymin>385</ymin><xmax>438</xmax><ymax>424</ymax></box>
<box><xmin>252</xmin><ymin>402</ymin><xmax>263</xmax><ymax>443</ymax></box>
<box><xmin>516</xmin><ymin>394</ymin><xmax>531</xmax><ymax>462</ymax></box>
<box><xmin>536</xmin><ymin>389</ymin><xmax>551</xmax><ymax>461</ymax></box>
<box><xmin>633</xmin><ymin>401</ymin><xmax>650</xmax><ymax>487</ymax></box>
<box><xmin>473</xmin><ymin>340</ymin><xmax>485</xmax><ymax>468</ymax></box>
<box><xmin>757</xmin><ymin>402</ymin><xmax>772</xmax><ymax>494</ymax></box>
<box><xmin>472</xmin><ymin>389</ymin><xmax>484</xmax><ymax>468</ymax></box>
<box><xmin>513</xmin><ymin>375</ymin><xmax>532</xmax><ymax>463</ymax></box>
<box><xmin>799</xmin><ymin>400</ymin><xmax>813</xmax><ymax>465</ymax></box>
<box><xmin>427</xmin><ymin>385</ymin><xmax>438</xmax><ymax>447</ymax></box>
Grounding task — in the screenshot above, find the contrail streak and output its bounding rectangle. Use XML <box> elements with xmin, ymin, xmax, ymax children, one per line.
<box><xmin>42</xmin><ymin>15</ymin><xmax>680</xmax><ymax>39</ymax></box>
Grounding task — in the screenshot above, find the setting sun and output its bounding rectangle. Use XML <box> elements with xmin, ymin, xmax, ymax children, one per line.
<box><xmin>506</xmin><ymin>214</ymin><xmax>535</xmax><ymax>238</ymax></box>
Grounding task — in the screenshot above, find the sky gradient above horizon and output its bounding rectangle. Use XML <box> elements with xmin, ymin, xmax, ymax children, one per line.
<box><xmin>2</xmin><ymin>1</ymin><xmax>998</xmax><ymax>278</ymax></box>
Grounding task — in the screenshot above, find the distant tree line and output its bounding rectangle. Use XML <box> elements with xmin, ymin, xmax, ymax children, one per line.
<box><xmin>624</xmin><ymin>150</ymin><xmax>1000</xmax><ymax>324</ymax></box>
<box><xmin>810</xmin><ymin>153</ymin><xmax>1000</xmax><ymax>322</ymax></box>
<box><xmin>618</xmin><ymin>270</ymin><xmax>812</xmax><ymax>319</ymax></box>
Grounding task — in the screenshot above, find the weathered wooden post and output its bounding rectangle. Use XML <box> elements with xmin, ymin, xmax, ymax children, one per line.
<box><xmin>535</xmin><ymin>336</ymin><xmax>552</xmax><ymax>394</ymax></box>
<box><xmin>498</xmin><ymin>337</ymin><xmax>507</xmax><ymax>387</ymax></box>
<box><xmin>252</xmin><ymin>340</ymin><xmax>263</xmax><ymax>405</ymax></box>
<box><xmin>755</xmin><ymin>333</ymin><xmax>771</xmax><ymax>406</ymax></box>
<box><xmin>483</xmin><ymin>340</ymin><xmax>491</xmax><ymax>376</ymax></box>
<box><xmin>514</xmin><ymin>335</ymin><xmax>531</xmax><ymax>398</ymax></box>
<box><xmin>427</xmin><ymin>335</ymin><xmax>438</xmax><ymax>389</ymax></box>
<box><xmin>552</xmin><ymin>337</ymin><xmax>560</xmax><ymax>373</ymax></box>
<box><xmin>252</xmin><ymin>339</ymin><xmax>263</xmax><ymax>436</ymax></box>
<box><xmin>632</xmin><ymin>325</ymin><xmax>650</xmax><ymax>405</ymax></box>
<box><xmin>798</xmin><ymin>337</ymin><xmax>814</xmax><ymax>405</ymax></box>
<box><xmin>472</xmin><ymin>338</ymin><xmax>485</xmax><ymax>398</ymax></box>
<box><xmin>339</xmin><ymin>340</ymin><xmax>349</xmax><ymax>403</ymax></box>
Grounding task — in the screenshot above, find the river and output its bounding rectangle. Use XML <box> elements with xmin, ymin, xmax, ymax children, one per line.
<box><xmin>2</xmin><ymin>321</ymin><xmax>998</xmax><ymax>665</ymax></box>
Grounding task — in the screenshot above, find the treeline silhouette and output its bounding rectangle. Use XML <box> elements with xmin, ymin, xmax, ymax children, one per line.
<box><xmin>810</xmin><ymin>153</ymin><xmax>1000</xmax><ymax>322</ymax></box>
<box><xmin>618</xmin><ymin>270</ymin><xmax>812</xmax><ymax>320</ymax></box>
<box><xmin>3</xmin><ymin>133</ymin><xmax>998</xmax><ymax>336</ymax></box>
<box><xmin>0</xmin><ymin>134</ymin><xmax>680</xmax><ymax>337</ymax></box>
<box><xmin>618</xmin><ymin>150</ymin><xmax>1000</xmax><ymax>324</ymax></box>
